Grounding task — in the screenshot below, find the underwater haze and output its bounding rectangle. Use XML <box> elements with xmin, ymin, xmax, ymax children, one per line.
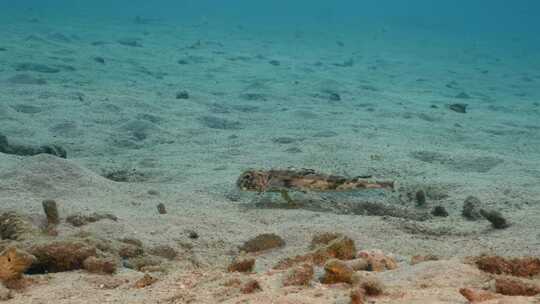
<box><xmin>0</xmin><ymin>1</ymin><xmax>540</xmax><ymax>303</ymax></box>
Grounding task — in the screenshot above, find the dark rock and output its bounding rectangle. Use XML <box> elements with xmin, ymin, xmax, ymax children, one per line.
<box><xmin>449</xmin><ymin>103</ymin><xmax>468</xmax><ymax>113</ymax></box>
<box><xmin>187</xmin><ymin>230</ymin><xmax>199</xmax><ymax>239</ymax></box>
<box><xmin>14</xmin><ymin>63</ymin><xmax>60</xmax><ymax>73</ymax></box>
<box><xmin>157</xmin><ymin>203</ymin><xmax>167</xmax><ymax>214</ymax></box>
<box><xmin>0</xmin><ymin>47</ymin><xmax>7</xmax><ymax>51</ymax></box>
<box><xmin>269</xmin><ymin>60</ymin><xmax>280</xmax><ymax>66</ymax></box>
<box><xmin>42</xmin><ymin>199</ymin><xmax>60</xmax><ymax>225</ymax></box>
<box><xmin>415</xmin><ymin>190</ymin><xmax>427</xmax><ymax>207</ymax></box>
<box><xmin>240</xmin><ymin>233</ymin><xmax>285</xmax><ymax>253</ymax></box>
<box><xmin>462</xmin><ymin>196</ymin><xmax>482</xmax><ymax>220</ymax></box>
<box><xmin>177</xmin><ymin>59</ymin><xmax>189</xmax><ymax>65</ymax></box>
<box><xmin>431</xmin><ymin>206</ymin><xmax>449</xmax><ymax>217</ymax></box>
<box><xmin>175</xmin><ymin>90</ymin><xmax>189</xmax><ymax>99</ymax></box>
<box><xmin>94</xmin><ymin>57</ymin><xmax>105</xmax><ymax>64</ymax></box>
<box><xmin>199</xmin><ymin>116</ymin><xmax>242</xmax><ymax>130</ymax></box>
<box><xmin>7</xmin><ymin>74</ymin><xmax>47</xmax><ymax>85</ymax></box>
<box><xmin>456</xmin><ymin>92</ymin><xmax>471</xmax><ymax>99</ymax></box>
<box><xmin>480</xmin><ymin>209</ymin><xmax>509</xmax><ymax>229</ymax></box>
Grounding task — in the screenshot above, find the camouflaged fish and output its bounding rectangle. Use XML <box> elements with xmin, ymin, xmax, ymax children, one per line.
<box><xmin>237</xmin><ymin>169</ymin><xmax>394</xmax><ymax>204</ymax></box>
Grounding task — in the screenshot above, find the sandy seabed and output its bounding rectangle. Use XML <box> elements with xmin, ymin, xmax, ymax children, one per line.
<box><xmin>0</xmin><ymin>13</ymin><xmax>539</xmax><ymax>303</ymax></box>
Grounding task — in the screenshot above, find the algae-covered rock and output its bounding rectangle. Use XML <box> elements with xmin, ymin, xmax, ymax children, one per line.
<box><xmin>312</xmin><ymin>236</ymin><xmax>356</xmax><ymax>265</ymax></box>
<box><xmin>321</xmin><ymin>259</ymin><xmax>354</xmax><ymax>284</ymax></box>
<box><xmin>0</xmin><ymin>212</ymin><xmax>41</xmax><ymax>241</ymax></box>
<box><xmin>282</xmin><ymin>263</ymin><xmax>314</xmax><ymax>286</ymax></box>
<box><xmin>28</xmin><ymin>241</ymin><xmax>97</xmax><ymax>273</ymax></box>
<box><xmin>239</xmin><ymin>233</ymin><xmax>285</xmax><ymax>253</ymax></box>
<box><xmin>83</xmin><ymin>256</ymin><xmax>117</xmax><ymax>274</ymax></box>
<box><xmin>228</xmin><ymin>255</ymin><xmax>255</xmax><ymax>273</ymax></box>
<box><xmin>0</xmin><ymin>247</ymin><xmax>36</xmax><ymax>282</ymax></box>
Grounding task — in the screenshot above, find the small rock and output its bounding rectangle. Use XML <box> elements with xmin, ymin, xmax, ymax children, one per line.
<box><xmin>357</xmin><ymin>249</ymin><xmax>398</xmax><ymax>272</ymax></box>
<box><xmin>495</xmin><ymin>277</ymin><xmax>540</xmax><ymax>296</ymax></box>
<box><xmin>94</xmin><ymin>57</ymin><xmax>105</xmax><ymax>64</ymax></box>
<box><xmin>83</xmin><ymin>256</ymin><xmax>116</xmax><ymax>274</ymax></box>
<box><xmin>227</xmin><ymin>256</ymin><xmax>255</xmax><ymax>273</ymax></box>
<box><xmin>0</xmin><ymin>247</ymin><xmax>36</xmax><ymax>281</ymax></box>
<box><xmin>479</xmin><ymin>209</ymin><xmax>509</xmax><ymax>229</ymax></box>
<box><xmin>415</xmin><ymin>190</ymin><xmax>427</xmax><ymax>207</ymax></box>
<box><xmin>459</xmin><ymin>288</ymin><xmax>500</xmax><ymax>303</ymax></box>
<box><xmin>475</xmin><ymin>256</ymin><xmax>540</xmax><ymax>277</ymax></box>
<box><xmin>321</xmin><ymin>259</ymin><xmax>354</xmax><ymax>284</ymax></box>
<box><xmin>187</xmin><ymin>230</ymin><xmax>199</xmax><ymax>239</ymax></box>
<box><xmin>156</xmin><ymin>203</ymin><xmax>167</xmax><ymax>215</ymax></box>
<box><xmin>134</xmin><ymin>274</ymin><xmax>158</xmax><ymax>288</ymax></box>
<box><xmin>312</xmin><ymin>236</ymin><xmax>356</xmax><ymax>264</ymax></box>
<box><xmin>350</xmin><ymin>286</ymin><xmax>366</xmax><ymax>304</ymax></box>
<box><xmin>28</xmin><ymin>241</ymin><xmax>97</xmax><ymax>273</ymax></box>
<box><xmin>282</xmin><ymin>263</ymin><xmax>314</xmax><ymax>286</ymax></box>
<box><xmin>431</xmin><ymin>206</ymin><xmax>448</xmax><ymax>217</ymax></box>
<box><xmin>175</xmin><ymin>90</ymin><xmax>189</xmax><ymax>99</ymax></box>
<box><xmin>239</xmin><ymin>233</ymin><xmax>285</xmax><ymax>253</ymax></box>
<box><xmin>449</xmin><ymin>103</ymin><xmax>468</xmax><ymax>113</ymax></box>
<box><xmin>240</xmin><ymin>279</ymin><xmax>261</xmax><ymax>294</ymax></box>
<box><xmin>42</xmin><ymin>199</ymin><xmax>60</xmax><ymax>225</ymax></box>
<box><xmin>269</xmin><ymin>60</ymin><xmax>280</xmax><ymax>66</ymax></box>
<box><xmin>351</xmin><ymin>272</ymin><xmax>384</xmax><ymax>296</ymax></box>
<box><xmin>462</xmin><ymin>196</ymin><xmax>482</xmax><ymax>220</ymax></box>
